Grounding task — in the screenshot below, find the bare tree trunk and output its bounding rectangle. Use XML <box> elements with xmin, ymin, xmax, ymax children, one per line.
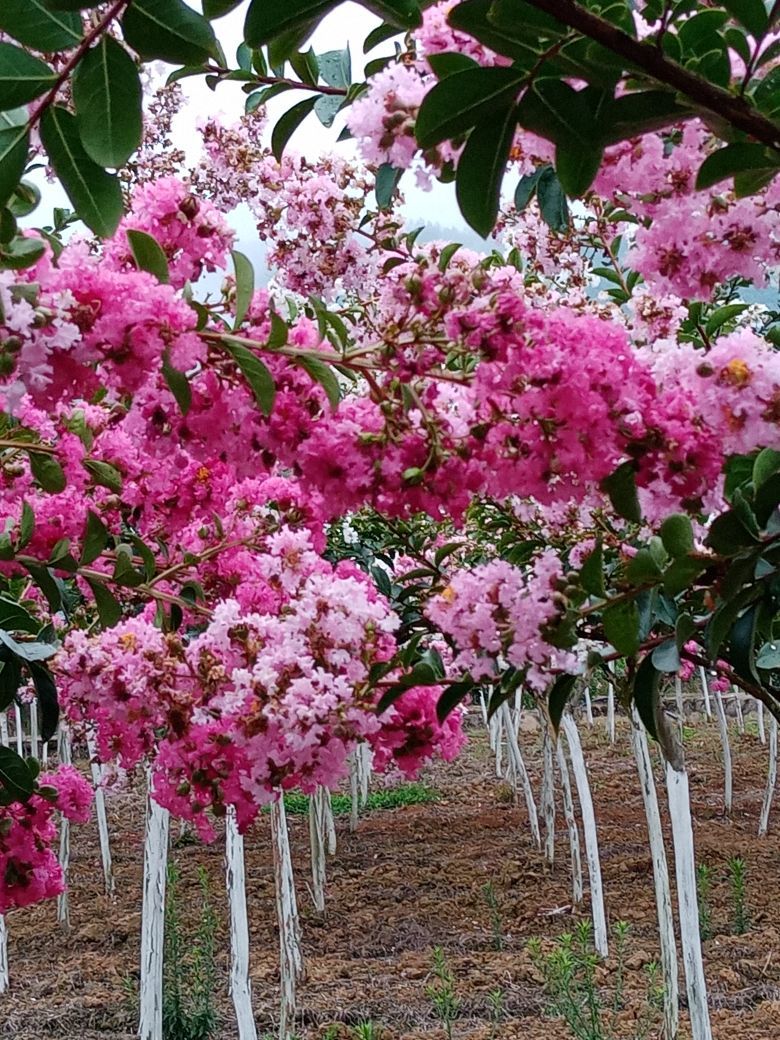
<box><xmin>541</xmin><ymin>727</ymin><xmax>556</xmax><ymax>867</ymax></box>
<box><xmin>501</xmin><ymin>702</ymin><xmax>541</xmax><ymax>849</ymax></box>
<box><xmin>139</xmin><ymin>791</ymin><xmax>169</xmax><ymax>1040</ymax></box>
<box><xmin>271</xmin><ymin>797</ymin><xmax>303</xmax><ymax>1040</ymax></box>
<box><xmin>556</xmin><ymin>740</ymin><xmax>583</xmax><ymax>906</ymax></box>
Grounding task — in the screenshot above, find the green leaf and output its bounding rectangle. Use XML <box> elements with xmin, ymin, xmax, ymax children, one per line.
<box><xmin>72</xmin><ymin>37</ymin><xmax>142</xmax><ymax>168</ymax></box>
<box><xmin>0</xmin><ymin>125</ymin><xmax>30</xmax><ymax>210</ymax></box>
<box><xmin>266</xmin><ymin>312</ymin><xmax>289</xmax><ymax>349</ymax></box>
<box><xmin>632</xmin><ymin>654</ymin><xmax>660</xmax><ymax>741</ymax></box>
<box><xmin>0</xmin><ymin>595</ymin><xmax>37</xmax><ymax>634</ymax></box>
<box><xmin>651</xmin><ymin>639</ymin><xmax>681</xmax><ymax>673</ymax></box>
<box><xmin>706</xmin><ymin>509</ymin><xmax>759</xmax><ymax>554</ymax></box>
<box><xmin>360</xmin><ymin>0</ymin><xmax>421</xmax><ymax>28</ymax></box>
<box><xmin>0</xmin><ymin>0</ymin><xmax>82</xmax><ymax>51</ymax></box>
<box><xmin>27</xmin><ymin>449</ymin><xmax>66</xmax><ymax>493</ymax></box>
<box><xmin>704</xmin><ymin>302</ymin><xmax>747</xmax><ymax>336</ymax></box>
<box><xmin>536</xmin><ymin>165</ymin><xmax>569</xmax><ymax>230</ymax></box>
<box><xmin>438</xmin><ymin>242</ymin><xmax>462</xmax><ymax>271</ymax></box>
<box><xmin>122</xmin><ymin>0</ymin><xmax>218</xmax><ymax>65</ymax></box>
<box><xmin>223</xmin><ymin>339</ymin><xmax>276</xmax><ymax>415</ymax></box>
<box><xmin>415</xmin><ymin>66</ymin><xmax>524</xmax><ymax>149</ymax></box>
<box><xmin>0</xmin><ymin>745</ymin><xmax>34</xmax><ymax>801</ymax></box>
<box><xmin>753</xmin><ymin>448</ymin><xmax>780</xmax><ymax>489</ymax></box>
<box><xmin>555</xmin><ymin>138</ymin><xmax>603</xmax><ymax>197</ymax></box>
<box><xmin>435</xmin><ymin>674</ymin><xmax>474</xmax><ymax>722</ymax></box>
<box><xmin>375</xmin><ymin>162</ymin><xmax>403</xmax><ymax>209</ymax></box>
<box><xmin>696</xmin><ymin>143</ymin><xmax>779</xmax><ymax>190</ymax></box>
<box><xmin>0</xmin><ymin>235</ymin><xmax>46</xmax><ymax>270</ymax></box>
<box><xmin>318</xmin><ymin>46</ymin><xmax>351</xmax><ymax>87</ymax></box>
<box><xmin>602</xmin><ymin>599</ymin><xmax>641</xmax><ymax>655</ymax></box>
<box><xmin>722</xmin><ymin>0</ymin><xmax>767</xmax><ymax>36</ymax></box>
<box><xmin>663</xmin><ymin>555</ymin><xmax>706</xmax><ymax>596</ymax></box>
<box><xmin>28</xmin><ymin>660</ymin><xmax>58</xmax><ymax>742</ymax></box>
<box><xmin>597</xmin><ymin>90</ymin><xmax>690</xmax><ymax>145</ymax></box>
<box><xmin>728</xmin><ymin>602</ymin><xmax>760</xmax><ymax>686</ymax></box>
<box><xmin>112</xmin><ymin>544</ymin><xmax>145</xmax><ymax>588</ymax></box>
<box><xmin>314</xmin><ymin>93</ymin><xmax>343</xmax><ymax>127</ymax></box>
<box><xmin>455</xmin><ymin>105</ymin><xmax>516</xmax><ymax>238</ymax></box>
<box><xmin>244</xmin><ymin>0</ymin><xmax>338</xmax><ymax>49</ymax></box>
<box><xmin>547</xmin><ymin>673</ymin><xmax>577</xmax><ymax>733</ymax></box>
<box><xmin>19</xmin><ymin>501</ymin><xmax>34</xmax><ymax>549</ymax></box>
<box><xmin>0</xmin><ymin>43</ymin><xmax>57</xmax><ymax>110</ymax></box>
<box><xmin>659</xmin><ymin>513</ymin><xmax>694</xmax><ymax>557</ymax></box>
<box><xmin>126</xmin><ymin>228</ymin><xmax>170</xmax><ymax>283</ymax></box>
<box><xmin>40</xmin><ymin>106</ymin><xmax>123</xmax><ymax>238</ymax></box>
<box><xmin>756</xmin><ymin>641</ymin><xmax>780</xmax><ymax>670</ymax></box>
<box><xmin>22</xmin><ymin>562</ymin><xmax>62</xmax><ymax>613</ymax></box>
<box><xmin>231</xmin><ymin>249</ymin><xmax>254</xmax><ymax>329</ymax></box>
<box><xmin>203</xmin><ymin>0</ymin><xmax>243</xmax><ymax>16</ymax></box>
<box><xmin>80</xmin><ymin>509</ymin><xmax>109</xmax><ymax>566</ymax></box>
<box><xmin>600</xmin><ymin>461</ymin><xmax>642</xmax><ymax>523</ymax></box>
<box><xmin>85</xmin><ymin>577</ymin><xmax>122</xmax><ymax>628</ymax></box>
<box><xmin>626</xmin><ymin>547</ymin><xmax>664</xmax><ymax>584</ymax></box>
<box><xmin>295</xmin><ymin>355</ymin><xmax>341</xmax><ymax>408</ymax></box>
<box><xmin>271</xmin><ymin>96</ymin><xmax>318</xmax><ymax>160</ymax></box>
<box><xmin>579</xmin><ymin>539</ymin><xmax>605</xmax><ymax>597</ymax></box>
<box><xmin>514</xmin><ymin>165</ymin><xmax>547</xmax><ymax>211</ymax></box>
<box><xmin>83</xmin><ymin>458</ymin><xmax>123</xmax><ymax>493</ymax></box>
<box><xmin>426</xmin><ymin>52</ymin><xmax>479</xmax><ymax>78</ymax></box>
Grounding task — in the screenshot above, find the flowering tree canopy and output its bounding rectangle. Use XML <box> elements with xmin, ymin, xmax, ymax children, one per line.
<box><xmin>0</xmin><ymin>0</ymin><xmax>778</xmax><ymax>911</ymax></box>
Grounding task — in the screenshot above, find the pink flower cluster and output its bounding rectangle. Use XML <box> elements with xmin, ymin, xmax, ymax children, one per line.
<box><xmin>59</xmin><ymin>533</ymin><xmax>464</xmax><ymax>839</ymax></box>
<box><xmin>427</xmin><ymin>552</ymin><xmax>579</xmax><ymax>692</ymax></box>
<box><xmin>0</xmin><ymin>765</ymin><xmax>93</xmax><ymax>914</ymax></box>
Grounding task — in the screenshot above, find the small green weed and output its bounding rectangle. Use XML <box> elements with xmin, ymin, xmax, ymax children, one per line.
<box><xmin>697</xmin><ymin>864</ymin><xmax>713</xmax><ymax>940</ymax></box>
<box><xmin>482</xmin><ymin>881</ymin><xmax>504</xmax><ymax>951</ymax></box>
<box><xmin>273</xmin><ymin>783</ymin><xmax>438</xmax><ymax>816</ymax></box>
<box><xmin>425</xmin><ymin>946</ymin><xmax>460</xmax><ymax>1040</ymax></box>
<box><xmin>163</xmin><ymin>865</ymin><xmax>219</xmax><ymax>1040</ymax></box>
<box><xmin>728</xmin><ymin>856</ymin><xmax>750</xmax><ymax>935</ymax></box>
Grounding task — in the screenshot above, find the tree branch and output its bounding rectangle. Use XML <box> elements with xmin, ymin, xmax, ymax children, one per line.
<box><xmin>522</xmin><ymin>0</ymin><xmax>780</xmax><ymax>152</ymax></box>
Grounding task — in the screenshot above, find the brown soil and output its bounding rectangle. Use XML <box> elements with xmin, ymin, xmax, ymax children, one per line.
<box><xmin>2</xmin><ymin>718</ymin><xmax>780</xmax><ymax>1040</ymax></box>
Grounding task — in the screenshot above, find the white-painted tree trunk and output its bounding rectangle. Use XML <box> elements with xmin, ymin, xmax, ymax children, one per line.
<box><xmin>57</xmin><ymin>728</ymin><xmax>72</xmax><ymax>929</ymax></box>
<box><xmin>606</xmin><ymin>680</ymin><xmax>616</xmax><ymax>744</ymax></box>
<box><xmin>702</xmin><ymin>668</ymin><xmax>732</xmax><ymax>815</ymax></box>
<box><xmin>349</xmin><ymin>750</ymin><xmax>360</xmax><ymax>832</ymax></box>
<box><xmin>759</xmin><ymin>714</ymin><xmax>778</xmax><ymax>838</ymax></box>
<box><xmin>541</xmin><ymin>727</ymin><xmax>555</xmax><ymax>867</ymax></box>
<box><xmin>757</xmin><ymin>700</ymin><xmax>766</xmax><ymax>746</ymax></box>
<box><xmin>308</xmin><ymin>790</ymin><xmax>327</xmax><ymax>913</ymax></box>
<box><xmin>226</xmin><ymin>807</ymin><xmax>258</xmax><ymax>1040</ymax></box>
<box><xmin>733</xmin><ymin>688</ymin><xmax>745</xmax><ymax>734</ymax></box>
<box><xmin>631</xmin><ymin>711</ymin><xmax>679</xmax><ymax>1040</ymax></box>
<box><xmin>0</xmin><ymin>714</ymin><xmax>7</xmax><ymax>748</ymax></box>
<box><xmin>357</xmin><ymin>743</ymin><xmax>371</xmax><ymax>807</ymax></box>
<box><xmin>478</xmin><ymin>694</ymin><xmax>489</xmax><ymax>729</ymax></box>
<box><xmin>29</xmin><ymin>701</ymin><xmax>38</xmax><ymax>762</ymax></box>
<box><xmin>0</xmin><ymin>717</ymin><xmax>7</xmax><ymax>993</ymax></box>
<box><xmin>560</xmin><ymin>714</ymin><xmax>608</xmax><ymax>957</ymax></box>
<box><xmin>555</xmin><ymin>740</ymin><xmax>583</xmax><ymax>907</ymax></box>
<box><xmin>86</xmin><ymin>732</ymin><xmax>115</xmax><ymax>896</ymax></box>
<box><xmin>13</xmin><ymin>703</ymin><xmax>22</xmax><ymax>756</ymax></box>
<box><xmin>322</xmin><ymin>787</ymin><xmax>337</xmax><ymax>856</ymax></box>
<box><xmin>270</xmin><ymin>796</ymin><xmax>303</xmax><ymax>1040</ymax></box>
<box><xmin>700</xmin><ymin>669</ymin><xmax>712</xmax><ymax>720</ymax></box>
<box><xmin>675</xmin><ymin>676</ymin><xmax>685</xmax><ymax>738</ymax></box>
<box><xmin>583</xmin><ymin>685</ymin><xmax>594</xmax><ymax>727</ymax></box>
<box><xmin>500</xmin><ymin>702</ymin><xmax>541</xmax><ymax>849</ymax></box>
<box><xmin>491</xmin><ymin>710</ymin><xmax>504</xmax><ymax>778</ymax></box>
<box><xmin>666</xmin><ymin>764</ymin><xmax>713</xmax><ymax>1040</ymax></box>
<box><xmin>139</xmin><ymin>793</ymin><xmax>170</xmax><ymax>1040</ymax></box>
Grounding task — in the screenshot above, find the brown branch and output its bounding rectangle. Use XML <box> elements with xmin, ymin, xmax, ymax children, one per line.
<box><xmin>206</xmin><ymin>66</ymin><xmax>348</xmax><ymax>97</ymax></box>
<box><xmin>29</xmin><ymin>0</ymin><xmax>132</xmax><ymax>129</ymax></box>
<box><xmin>521</xmin><ymin>0</ymin><xmax>780</xmax><ymax>152</ymax></box>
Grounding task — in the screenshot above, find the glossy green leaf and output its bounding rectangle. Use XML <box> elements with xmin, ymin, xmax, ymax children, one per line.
<box><xmin>632</xmin><ymin>653</ymin><xmax>660</xmax><ymax>742</ymax></box>
<box><xmin>27</xmin><ymin>449</ymin><xmax>66</xmax><ymax>493</ymax></box>
<box><xmin>706</xmin><ymin>509</ymin><xmax>760</xmax><ymax>554</ymax></box>
<box><xmin>455</xmin><ymin>105</ymin><xmax>516</xmax><ymax>237</ymax></box>
<box><xmin>244</xmin><ymin>0</ymin><xmax>337</xmax><ymax>48</ymax></box>
<box><xmin>360</xmin><ymin>0</ymin><xmax>421</xmax><ymax>28</ymax></box>
<box><xmin>0</xmin><ymin>0</ymin><xmax>82</xmax><ymax>51</ymax></box>
<box><xmin>0</xmin><ymin>125</ymin><xmax>30</xmax><ymax>210</ymax></box>
<box><xmin>659</xmin><ymin>513</ymin><xmax>694</xmax><ymax>557</ymax></box>
<box><xmin>271</xmin><ymin>96</ymin><xmax>318</xmax><ymax>160</ymax></box>
<box><xmin>122</xmin><ymin>0</ymin><xmax>218</xmax><ymax>65</ymax></box>
<box><xmin>80</xmin><ymin>509</ymin><xmax>109</xmax><ymax>567</ymax></box>
<box><xmin>223</xmin><ymin>339</ymin><xmax>276</xmax><ymax>415</ymax></box>
<box><xmin>375</xmin><ymin>162</ymin><xmax>403</xmax><ymax>209</ymax></box>
<box><xmin>579</xmin><ymin>539</ymin><xmax>605</xmax><ymax>597</ymax></box>
<box><xmin>83</xmin><ymin>458</ymin><xmax>123</xmax><ymax>493</ymax></box>
<box><xmin>318</xmin><ymin>46</ymin><xmax>351</xmax><ymax>87</ymax></box>
<box><xmin>547</xmin><ymin>673</ymin><xmax>577</xmax><ymax>733</ymax></box>
<box><xmin>435</xmin><ymin>674</ymin><xmax>475</xmax><ymax>722</ymax></box>
<box><xmin>126</xmin><ymin>228</ymin><xmax>170</xmax><ymax>283</ymax></box>
<box><xmin>651</xmin><ymin>639</ymin><xmax>681</xmax><ymax>672</ymax></box>
<box><xmin>72</xmin><ymin>37</ymin><xmax>142</xmax><ymax>168</ymax></box>
<box><xmin>0</xmin><ymin>235</ymin><xmax>46</xmax><ymax>270</ymax></box>
<box><xmin>28</xmin><ymin>660</ymin><xmax>58</xmax><ymax>742</ymax></box>
<box><xmin>555</xmin><ymin>138</ymin><xmax>603</xmax><ymax>197</ymax></box>
<box><xmin>314</xmin><ymin>93</ymin><xmax>343</xmax><ymax>127</ymax></box>
<box><xmin>602</xmin><ymin>599</ymin><xmax>641</xmax><ymax>655</ymax></box>
<box><xmin>0</xmin><ymin>745</ymin><xmax>34</xmax><ymax>801</ymax></box>
<box><xmin>295</xmin><ymin>355</ymin><xmax>341</xmax><ymax>408</ymax></box>
<box><xmin>427</xmin><ymin>52</ymin><xmax>479</xmax><ymax>78</ymax></box>
<box><xmin>722</xmin><ymin>0</ymin><xmax>767</xmax><ymax>36</ymax></box>
<box><xmin>40</xmin><ymin>107</ymin><xmax>123</xmax><ymax>238</ymax></box>
<box><xmin>415</xmin><ymin>66</ymin><xmax>524</xmax><ymax>149</ymax></box>
<box><xmin>0</xmin><ymin>43</ymin><xmax>57</xmax><ymax>110</ymax></box>
<box><xmin>203</xmin><ymin>0</ymin><xmax>243</xmax><ymax>16</ymax></box>
<box><xmin>514</xmin><ymin>165</ymin><xmax>547</xmax><ymax>211</ymax></box>
<box><xmin>231</xmin><ymin>249</ymin><xmax>254</xmax><ymax>329</ymax></box>
<box><xmin>696</xmin><ymin>142</ymin><xmax>779</xmax><ymax>190</ymax></box>
<box><xmin>85</xmin><ymin>577</ymin><xmax>122</xmax><ymax>628</ymax></box>
<box><xmin>600</xmin><ymin>461</ymin><xmax>642</xmax><ymax>523</ymax></box>
<box><xmin>536</xmin><ymin>165</ymin><xmax>569</xmax><ymax>230</ymax></box>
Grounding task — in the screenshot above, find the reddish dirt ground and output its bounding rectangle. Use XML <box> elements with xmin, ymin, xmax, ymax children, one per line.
<box><xmin>2</xmin><ymin>716</ymin><xmax>780</xmax><ymax>1039</ymax></box>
